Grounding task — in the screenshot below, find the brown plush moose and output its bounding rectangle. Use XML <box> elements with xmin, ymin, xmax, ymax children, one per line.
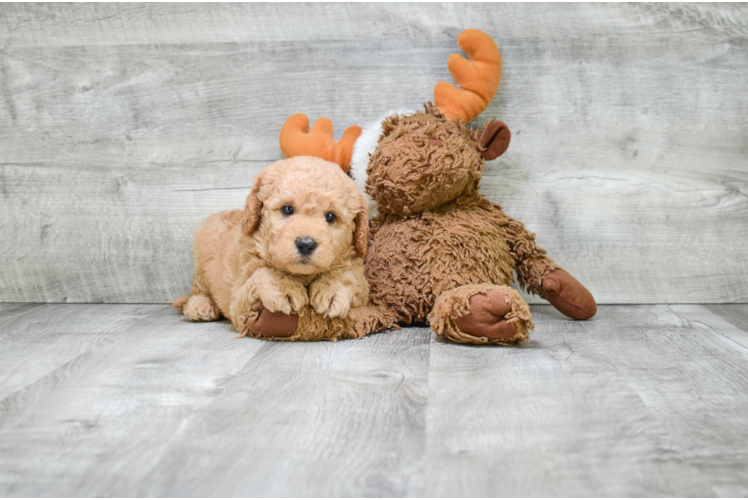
<box><xmin>244</xmin><ymin>29</ymin><xmax>597</xmax><ymax>344</ymax></box>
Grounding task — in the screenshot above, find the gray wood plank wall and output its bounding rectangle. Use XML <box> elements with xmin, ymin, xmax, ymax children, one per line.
<box><xmin>1</xmin><ymin>3</ymin><xmax>747</xmax><ymax>304</ymax></box>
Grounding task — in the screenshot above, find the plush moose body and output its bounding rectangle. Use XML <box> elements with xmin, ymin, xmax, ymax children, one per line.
<box><xmin>243</xmin><ymin>29</ymin><xmax>596</xmax><ymax>344</ymax></box>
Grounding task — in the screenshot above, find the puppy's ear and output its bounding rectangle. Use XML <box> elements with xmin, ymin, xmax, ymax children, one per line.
<box><xmin>479</xmin><ymin>119</ymin><xmax>511</xmax><ymax>160</ymax></box>
<box><xmin>241</xmin><ymin>174</ymin><xmax>264</xmax><ymax>235</ymax></box>
<box><xmin>353</xmin><ymin>210</ymin><xmax>369</xmax><ymax>259</ymax></box>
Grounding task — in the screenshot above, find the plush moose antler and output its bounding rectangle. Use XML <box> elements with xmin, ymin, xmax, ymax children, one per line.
<box><xmin>279</xmin><ymin>114</ymin><xmax>362</xmax><ymax>172</ymax></box>
<box><xmin>434</xmin><ymin>29</ymin><xmax>502</xmax><ymax>123</ymax></box>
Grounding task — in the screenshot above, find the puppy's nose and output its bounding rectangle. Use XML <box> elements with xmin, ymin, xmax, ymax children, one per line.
<box><xmin>295</xmin><ymin>237</ymin><xmax>317</xmax><ymax>256</ymax></box>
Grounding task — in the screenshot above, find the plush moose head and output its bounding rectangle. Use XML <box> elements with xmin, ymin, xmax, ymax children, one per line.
<box><xmin>367</xmin><ymin>104</ymin><xmax>510</xmax><ymax>215</ymax></box>
<box><xmin>279</xmin><ymin>29</ymin><xmax>511</xmax><ymax>216</ymax></box>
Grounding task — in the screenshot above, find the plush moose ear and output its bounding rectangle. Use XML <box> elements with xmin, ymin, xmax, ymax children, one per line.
<box><xmin>241</xmin><ymin>175</ymin><xmax>264</xmax><ymax>235</ymax></box>
<box><xmin>480</xmin><ymin>119</ymin><xmax>511</xmax><ymax>160</ymax></box>
<box><xmin>353</xmin><ymin>210</ymin><xmax>369</xmax><ymax>259</ymax></box>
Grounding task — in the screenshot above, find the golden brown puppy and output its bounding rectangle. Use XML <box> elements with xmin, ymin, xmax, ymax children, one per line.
<box><xmin>172</xmin><ymin>156</ymin><xmax>369</xmax><ymax>334</ymax></box>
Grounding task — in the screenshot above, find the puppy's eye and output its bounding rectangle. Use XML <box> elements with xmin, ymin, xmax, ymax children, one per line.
<box><xmin>281</xmin><ymin>205</ymin><xmax>294</xmax><ymax>216</ymax></box>
<box><xmin>325</xmin><ymin>212</ymin><xmax>336</xmax><ymax>223</ymax></box>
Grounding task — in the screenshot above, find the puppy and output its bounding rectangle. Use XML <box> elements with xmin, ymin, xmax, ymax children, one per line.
<box><xmin>173</xmin><ymin>156</ymin><xmax>369</xmax><ymax>334</ymax></box>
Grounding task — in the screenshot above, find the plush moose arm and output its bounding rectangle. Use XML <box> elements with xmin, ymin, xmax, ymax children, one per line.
<box><xmin>501</xmin><ymin>211</ymin><xmax>597</xmax><ymax>320</ymax></box>
<box><xmin>503</xmin><ymin>217</ymin><xmax>558</xmax><ymax>296</ymax></box>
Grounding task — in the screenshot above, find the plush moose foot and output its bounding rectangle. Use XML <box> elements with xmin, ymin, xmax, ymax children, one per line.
<box><xmin>244</xmin><ymin>301</ymin><xmax>360</xmax><ymax>342</ymax></box>
<box><xmin>245</xmin><ymin>301</ymin><xmax>298</xmax><ymax>339</ymax></box>
<box><xmin>541</xmin><ymin>270</ymin><xmax>597</xmax><ymax>320</ymax></box>
<box><xmin>429</xmin><ymin>284</ymin><xmax>533</xmax><ymax>345</ymax></box>
<box><xmin>455</xmin><ymin>289</ymin><xmax>518</xmax><ymax>340</ymax></box>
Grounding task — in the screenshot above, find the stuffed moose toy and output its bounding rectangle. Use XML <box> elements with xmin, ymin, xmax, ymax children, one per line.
<box><xmin>244</xmin><ymin>29</ymin><xmax>597</xmax><ymax>344</ymax></box>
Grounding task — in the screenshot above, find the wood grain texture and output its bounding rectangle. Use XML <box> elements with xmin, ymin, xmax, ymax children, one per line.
<box><xmin>706</xmin><ymin>304</ymin><xmax>748</xmax><ymax>334</ymax></box>
<box><xmin>2</xmin><ymin>304</ymin><xmax>748</xmax><ymax>496</ymax></box>
<box><xmin>424</xmin><ymin>304</ymin><xmax>748</xmax><ymax>496</ymax></box>
<box><xmin>0</xmin><ymin>302</ymin><xmax>160</xmax><ymax>401</ymax></box>
<box><xmin>1</xmin><ymin>3</ymin><xmax>747</xmax><ymax>303</ymax></box>
<box><xmin>138</xmin><ymin>326</ymin><xmax>430</xmax><ymax>497</ymax></box>
<box><xmin>0</xmin><ymin>304</ymin><xmax>266</xmax><ymax>496</ymax></box>
<box><xmin>0</xmin><ymin>304</ymin><xmax>431</xmax><ymax>497</ymax></box>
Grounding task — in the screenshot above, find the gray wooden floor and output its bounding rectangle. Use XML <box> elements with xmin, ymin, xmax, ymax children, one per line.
<box><xmin>0</xmin><ymin>304</ymin><xmax>746</xmax><ymax>497</ymax></box>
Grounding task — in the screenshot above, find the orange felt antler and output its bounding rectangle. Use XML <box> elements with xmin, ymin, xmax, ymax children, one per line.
<box><xmin>279</xmin><ymin>114</ymin><xmax>362</xmax><ymax>172</ymax></box>
<box><xmin>434</xmin><ymin>29</ymin><xmax>502</xmax><ymax>123</ymax></box>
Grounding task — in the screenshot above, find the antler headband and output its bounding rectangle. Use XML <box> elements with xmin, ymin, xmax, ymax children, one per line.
<box><xmin>279</xmin><ymin>114</ymin><xmax>362</xmax><ymax>172</ymax></box>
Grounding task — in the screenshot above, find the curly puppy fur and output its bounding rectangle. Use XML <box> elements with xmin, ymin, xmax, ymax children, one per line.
<box><xmin>173</xmin><ymin>156</ymin><xmax>369</xmax><ymax>334</ymax></box>
<box><xmin>266</xmin><ymin>104</ymin><xmax>594</xmax><ymax>344</ymax></box>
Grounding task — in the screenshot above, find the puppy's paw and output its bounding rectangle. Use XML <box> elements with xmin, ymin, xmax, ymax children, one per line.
<box><xmin>325</xmin><ymin>294</ymin><xmax>353</xmax><ymax>318</ymax></box>
<box><xmin>258</xmin><ymin>282</ymin><xmax>308</xmax><ymax>315</ymax></box>
<box><xmin>309</xmin><ymin>281</ymin><xmax>353</xmax><ymax>318</ymax></box>
<box><xmin>183</xmin><ymin>295</ymin><xmax>221</xmax><ymax>322</ymax></box>
<box><xmin>286</xmin><ymin>284</ymin><xmax>309</xmax><ymax>312</ymax></box>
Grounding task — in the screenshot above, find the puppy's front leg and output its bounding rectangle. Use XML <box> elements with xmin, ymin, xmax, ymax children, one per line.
<box><xmin>309</xmin><ymin>266</ymin><xmax>369</xmax><ymax>318</ymax></box>
<box><xmin>230</xmin><ymin>267</ymin><xmax>308</xmax><ymax>323</ymax></box>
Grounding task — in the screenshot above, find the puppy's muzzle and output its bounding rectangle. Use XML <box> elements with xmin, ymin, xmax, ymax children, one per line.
<box><xmin>295</xmin><ymin>236</ymin><xmax>317</xmax><ymax>257</ymax></box>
